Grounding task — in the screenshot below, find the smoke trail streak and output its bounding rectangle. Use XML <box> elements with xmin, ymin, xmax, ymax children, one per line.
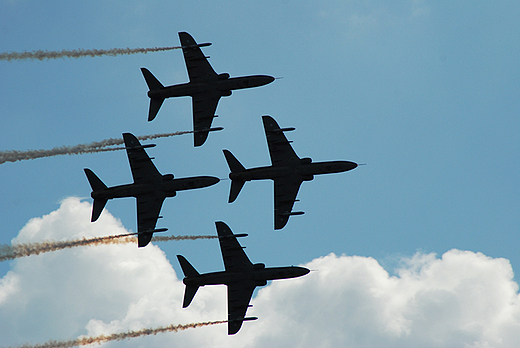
<box><xmin>0</xmin><ymin>131</ymin><xmax>193</xmax><ymax>165</ymax></box>
<box><xmin>10</xmin><ymin>320</ymin><xmax>226</xmax><ymax>348</ymax></box>
<box><xmin>0</xmin><ymin>233</ymin><xmax>217</xmax><ymax>262</ymax></box>
<box><xmin>0</xmin><ymin>46</ymin><xmax>181</xmax><ymax>61</ymax></box>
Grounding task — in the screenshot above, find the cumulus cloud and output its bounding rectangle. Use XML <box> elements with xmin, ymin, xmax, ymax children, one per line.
<box><xmin>240</xmin><ymin>252</ymin><xmax>520</xmax><ymax>348</ymax></box>
<box><xmin>1</xmin><ymin>198</ymin><xmax>520</xmax><ymax>348</ymax></box>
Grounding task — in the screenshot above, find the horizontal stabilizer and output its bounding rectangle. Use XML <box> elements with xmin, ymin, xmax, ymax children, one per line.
<box><xmin>177</xmin><ymin>255</ymin><xmax>200</xmax><ymax>278</ymax></box>
<box><xmin>182</xmin><ymin>285</ymin><xmax>199</xmax><ymax>308</ymax></box>
<box><xmin>228</xmin><ymin>179</ymin><xmax>245</xmax><ymax>203</ymax></box>
<box><xmin>223</xmin><ymin>150</ymin><xmax>246</xmax><ymax>173</ymax></box>
<box><xmin>84</xmin><ymin>169</ymin><xmax>108</xmax><ymax>222</ymax></box>
<box><xmin>223</xmin><ymin>151</ymin><xmax>247</xmax><ymax>202</ymax></box>
<box><xmin>141</xmin><ymin>68</ymin><xmax>164</xmax><ymax>90</ymax></box>
<box><xmin>91</xmin><ymin>198</ymin><xmax>107</xmax><ymax>222</ymax></box>
<box><xmin>148</xmin><ymin>97</ymin><xmax>165</xmax><ymax>122</ymax></box>
<box><xmin>84</xmin><ymin>168</ymin><xmax>107</xmax><ymax>192</ymax></box>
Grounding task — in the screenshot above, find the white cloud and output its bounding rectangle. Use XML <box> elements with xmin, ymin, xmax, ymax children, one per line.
<box><xmin>1</xmin><ymin>198</ymin><xmax>520</xmax><ymax>347</ymax></box>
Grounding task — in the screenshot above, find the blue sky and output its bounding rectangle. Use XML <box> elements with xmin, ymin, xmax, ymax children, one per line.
<box><xmin>1</xmin><ymin>1</ymin><xmax>520</xmax><ymax>347</ymax></box>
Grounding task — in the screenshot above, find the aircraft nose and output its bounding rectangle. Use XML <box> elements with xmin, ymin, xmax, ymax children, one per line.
<box><xmin>296</xmin><ymin>267</ymin><xmax>310</xmax><ymax>277</ymax></box>
<box><xmin>347</xmin><ymin>161</ymin><xmax>358</xmax><ymax>170</ymax></box>
<box><xmin>340</xmin><ymin>161</ymin><xmax>357</xmax><ymax>171</ymax></box>
<box><xmin>259</xmin><ymin>75</ymin><xmax>275</xmax><ymax>85</ymax></box>
<box><xmin>208</xmin><ymin>176</ymin><xmax>220</xmax><ymax>186</ymax></box>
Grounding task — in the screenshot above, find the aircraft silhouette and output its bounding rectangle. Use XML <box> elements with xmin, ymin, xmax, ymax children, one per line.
<box><xmin>141</xmin><ymin>31</ymin><xmax>275</xmax><ymax>146</ymax></box>
<box><xmin>177</xmin><ymin>221</ymin><xmax>309</xmax><ymax>334</ymax></box>
<box><xmin>223</xmin><ymin>116</ymin><xmax>358</xmax><ymax>229</ymax></box>
<box><xmin>84</xmin><ymin>133</ymin><xmax>219</xmax><ymax>247</ymax></box>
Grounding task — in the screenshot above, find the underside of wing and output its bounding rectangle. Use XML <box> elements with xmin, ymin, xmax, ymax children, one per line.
<box><xmin>227</xmin><ymin>283</ymin><xmax>256</xmax><ymax>335</ymax></box>
<box><xmin>179</xmin><ymin>32</ymin><xmax>217</xmax><ymax>82</ymax></box>
<box><xmin>123</xmin><ymin>133</ymin><xmax>162</xmax><ymax>183</ymax></box>
<box><xmin>136</xmin><ymin>193</ymin><xmax>166</xmax><ymax>247</ymax></box>
<box><xmin>216</xmin><ymin>221</ymin><xmax>253</xmax><ymax>273</ymax></box>
<box><xmin>262</xmin><ymin>116</ymin><xmax>300</xmax><ymax>167</ymax></box>
<box><xmin>192</xmin><ymin>92</ymin><xmax>220</xmax><ymax>146</ymax></box>
<box><xmin>274</xmin><ymin>176</ymin><xmax>303</xmax><ymax>229</ymax></box>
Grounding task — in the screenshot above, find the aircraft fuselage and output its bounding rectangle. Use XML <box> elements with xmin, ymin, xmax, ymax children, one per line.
<box><xmin>148</xmin><ymin>75</ymin><xmax>275</xmax><ymax>99</ymax></box>
<box><xmin>91</xmin><ymin>176</ymin><xmax>219</xmax><ymax>200</ymax></box>
<box><xmin>229</xmin><ymin>160</ymin><xmax>358</xmax><ymax>182</ymax></box>
<box><xmin>183</xmin><ymin>265</ymin><xmax>310</xmax><ymax>288</ymax></box>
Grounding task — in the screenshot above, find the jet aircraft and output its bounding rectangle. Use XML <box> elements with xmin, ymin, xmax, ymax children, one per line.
<box><xmin>177</xmin><ymin>221</ymin><xmax>309</xmax><ymax>335</ymax></box>
<box><xmin>141</xmin><ymin>31</ymin><xmax>275</xmax><ymax>146</ymax></box>
<box><xmin>84</xmin><ymin>133</ymin><xmax>219</xmax><ymax>247</ymax></box>
<box><xmin>223</xmin><ymin>115</ymin><xmax>358</xmax><ymax>229</ymax></box>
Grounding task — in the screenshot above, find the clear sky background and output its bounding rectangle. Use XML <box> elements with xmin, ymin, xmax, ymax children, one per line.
<box><xmin>1</xmin><ymin>1</ymin><xmax>520</xmax><ymax>347</ymax></box>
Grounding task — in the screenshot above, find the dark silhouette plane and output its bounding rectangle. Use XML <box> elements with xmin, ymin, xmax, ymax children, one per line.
<box><xmin>223</xmin><ymin>116</ymin><xmax>358</xmax><ymax>229</ymax></box>
<box><xmin>141</xmin><ymin>31</ymin><xmax>275</xmax><ymax>146</ymax></box>
<box><xmin>84</xmin><ymin>133</ymin><xmax>219</xmax><ymax>247</ymax></box>
<box><xmin>177</xmin><ymin>221</ymin><xmax>309</xmax><ymax>335</ymax></box>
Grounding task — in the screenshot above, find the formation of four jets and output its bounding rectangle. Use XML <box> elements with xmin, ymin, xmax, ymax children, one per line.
<box><xmin>84</xmin><ymin>32</ymin><xmax>358</xmax><ymax>334</ymax></box>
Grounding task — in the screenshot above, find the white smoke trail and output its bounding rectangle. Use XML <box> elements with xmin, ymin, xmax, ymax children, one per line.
<box><xmin>0</xmin><ymin>233</ymin><xmax>217</xmax><ymax>262</ymax></box>
<box><xmin>10</xmin><ymin>320</ymin><xmax>226</xmax><ymax>348</ymax></box>
<box><xmin>0</xmin><ymin>46</ymin><xmax>181</xmax><ymax>61</ymax></box>
<box><xmin>0</xmin><ymin>131</ymin><xmax>193</xmax><ymax>165</ymax></box>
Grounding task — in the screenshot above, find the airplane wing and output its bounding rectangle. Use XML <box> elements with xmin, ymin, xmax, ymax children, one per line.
<box><xmin>179</xmin><ymin>32</ymin><xmax>217</xmax><ymax>82</ymax></box>
<box><xmin>178</xmin><ymin>32</ymin><xmax>220</xmax><ymax>146</ymax></box>
<box><xmin>123</xmin><ymin>133</ymin><xmax>162</xmax><ymax>184</ymax></box>
<box><xmin>123</xmin><ymin>133</ymin><xmax>167</xmax><ymax>247</ymax></box>
<box><xmin>274</xmin><ymin>176</ymin><xmax>303</xmax><ymax>229</ymax></box>
<box><xmin>215</xmin><ymin>222</ymin><xmax>256</xmax><ymax>334</ymax></box>
<box><xmin>136</xmin><ymin>192</ymin><xmax>166</xmax><ymax>247</ymax></box>
<box><xmin>215</xmin><ymin>221</ymin><xmax>253</xmax><ymax>272</ymax></box>
<box><xmin>227</xmin><ymin>283</ymin><xmax>256</xmax><ymax>335</ymax></box>
<box><xmin>192</xmin><ymin>91</ymin><xmax>220</xmax><ymax>146</ymax></box>
<box><xmin>262</xmin><ymin>115</ymin><xmax>300</xmax><ymax>166</ymax></box>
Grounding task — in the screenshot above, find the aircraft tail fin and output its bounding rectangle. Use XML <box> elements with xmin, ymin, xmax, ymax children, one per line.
<box><xmin>90</xmin><ymin>198</ymin><xmax>108</xmax><ymax>222</ymax></box>
<box><xmin>141</xmin><ymin>68</ymin><xmax>165</xmax><ymax>121</ymax></box>
<box><xmin>141</xmin><ymin>68</ymin><xmax>164</xmax><ymax>90</ymax></box>
<box><xmin>147</xmin><ymin>97</ymin><xmax>165</xmax><ymax>122</ymax></box>
<box><xmin>182</xmin><ymin>285</ymin><xmax>199</xmax><ymax>308</ymax></box>
<box><xmin>223</xmin><ymin>150</ymin><xmax>245</xmax><ymax>173</ymax></box>
<box><xmin>176</xmin><ymin>255</ymin><xmax>200</xmax><ymax>307</ymax></box>
<box><xmin>84</xmin><ymin>168</ymin><xmax>107</xmax><ymax>191</ymax></box>
<box><xmin>228</xmin><ymin>179</ymin><xmax>245</xmax><ymax>203</ymax></box>
<box><xmin>223</xmin><ymin>150</ymin><xmax>246</xmax><ymax>203</ymax></box>
<box><xmin>177</xmin><ymin>255</ymin><xmax>200</xmax><ymax>278</ymax></box>
<box><xmin>84</xmin><ymin>169</ymin><xmax>108</xmax><ymax>222</ymax></box>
